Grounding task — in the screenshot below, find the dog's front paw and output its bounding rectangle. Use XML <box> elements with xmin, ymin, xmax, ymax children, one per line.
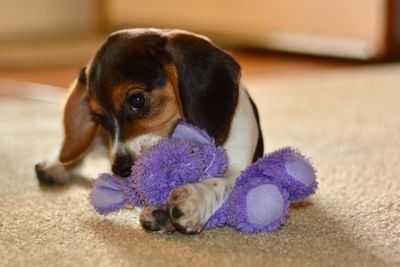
<box><xmin>168</xmin><ymin>181</ymin><xmax>222</xmax><ymax>234</ymax></box>
<box><xmin>35</xmin><ymin>160</ymin><xmax>69</xmax><ymax>185</ymax></box>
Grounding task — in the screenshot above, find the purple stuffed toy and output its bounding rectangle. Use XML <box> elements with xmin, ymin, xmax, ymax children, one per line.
<box><xmin>90</xmin><ymin>122</ymin><xmax>317</xmax><ymax>233</ymax></box>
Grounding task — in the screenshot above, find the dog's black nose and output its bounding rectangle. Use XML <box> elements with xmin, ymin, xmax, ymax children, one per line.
<box><xmin>112</xmin><ymin>154</ymin><xmax>133</xmax><ymax>178</ymax></box>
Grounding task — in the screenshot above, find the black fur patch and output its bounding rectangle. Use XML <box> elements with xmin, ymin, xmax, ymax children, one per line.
<box><xmin>165</xmin><ymin>33</ymin><xmax>240</xmax><ymax>145</ymax></box>
<box><xmin>87</xmin><ymin>30</ymin><xmax>170</xmax><ymax>139</ymax></box>
<box><xmin>78</xmin><ymin>67</ymin><xmax>87</xmax><ymax>84</ymax></box>
<box><xmin>88</xmin><ymin>31</ymin><xmax>168</xmax><ymax>116</ymax></box>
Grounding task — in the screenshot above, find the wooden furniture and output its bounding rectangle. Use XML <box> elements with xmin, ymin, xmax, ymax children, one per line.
<box><xmin>103</xmin><ymin>0</ymin><xmax>400</xmax><ymax>60</ymax></box>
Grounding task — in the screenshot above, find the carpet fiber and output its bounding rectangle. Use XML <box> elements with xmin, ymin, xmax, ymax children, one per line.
<box><xmin>1</xmin><ymin>65</ymin><xmax>399</xmax><ymax>267</ymax></box>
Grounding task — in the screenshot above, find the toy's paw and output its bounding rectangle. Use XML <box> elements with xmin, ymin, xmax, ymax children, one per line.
<box><xmin>139</xmin><ymin>206</ymin><xmax>176</xmax><ymax>233</ymax></box>
<box><xmin>168</xmin><ymin>180</ymin><xmax>222</xmax><ymax>234</ymax></box>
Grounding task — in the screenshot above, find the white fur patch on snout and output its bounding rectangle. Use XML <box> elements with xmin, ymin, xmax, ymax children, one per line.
<box><xmin>124</xmin><ymin>134</ymin><xmax>163</xmax><ymax>158</ymax></box>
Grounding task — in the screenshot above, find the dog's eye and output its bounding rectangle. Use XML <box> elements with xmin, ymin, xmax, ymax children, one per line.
<box><xmin>128</xmin><ymin>93</ymin><xmax>146</xmax><ymax>110</ymax></box>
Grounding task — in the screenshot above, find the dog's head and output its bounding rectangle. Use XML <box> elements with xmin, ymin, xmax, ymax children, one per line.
<box><xmin>59</xmin><ymin>29</ymin><xmax>241</xmax><ymax>177</ymax></box>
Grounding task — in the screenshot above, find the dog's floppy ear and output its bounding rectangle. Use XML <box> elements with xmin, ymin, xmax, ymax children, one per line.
<box><xmin>59</xmin><ymin>68</ymin><xmax>98</xmax><ymax>164</ymax></box>
<box><xmin>164</xmin><ymin>31</ymin><xmax>240</xmax><ymax>144</ymax></box>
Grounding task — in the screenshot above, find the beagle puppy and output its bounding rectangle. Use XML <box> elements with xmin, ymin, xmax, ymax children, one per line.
<box><xmin>35</xmin><ymin>28</ymin><xmax>264</xmax><ymax>234</ymax></box>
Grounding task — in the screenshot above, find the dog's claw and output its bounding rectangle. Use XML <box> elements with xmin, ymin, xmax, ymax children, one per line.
<box><xmin>141</xmin><ymin>221</ymin><xmax>162</xmax><ymax>232</ymax></box>
<box><xmin>171</xmin><ymin>206</ymin><xmax>184</xmax><ymax>219</ymax></box>
<box><xmin>168</xmin><ymin>184</ymin><xmax>211</xmax><ymax>234</ymax></box>
<box><xmin>140</xmin><ymin>206</ymin><xmax>176</xmax><ymax>233</ymax></box>
<box><xmin>152</xmin><ymin>209</ymin><xmax>170</xmax><ymax>225</ymax></box>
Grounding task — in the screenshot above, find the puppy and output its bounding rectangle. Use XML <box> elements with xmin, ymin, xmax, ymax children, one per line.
<box><xmin>35</xmin><ymin>29</ymin><xmax>264</xmax><ymax>234</ymax></box>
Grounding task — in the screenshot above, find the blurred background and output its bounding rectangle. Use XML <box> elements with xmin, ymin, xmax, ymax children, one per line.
<box><xmin>0</xmin><ymin>0</ymin><xmax>399</xmax><ymax>92</ymax></box>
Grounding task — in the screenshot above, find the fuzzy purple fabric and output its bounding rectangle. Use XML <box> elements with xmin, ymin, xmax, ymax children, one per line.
<box><xmin>131</xmin><ymin>139</ymin><xmax>227</xmax><ymax>206</ymax></box>
<box><xmin>205</xmin><ymin>159</ymin><xmax>290</xmax><ymax>232</ymax></box>
<box><xmin>205</xmin><ymin>176</ymin><xmax>289</xmax><ymax>233</ymax></box>
<box><xmin>172</xmin><ymin>122</ymin><xmax>228</xmax><ymax>178</ymax></box>
<box><xmin>90</xmin><ymin>121</ymin><xmax>228</xmax><ymax>211</ymax></box>
<box><xmin>205</xmin><ymin>147</ymin><xmax>317</xmax><ymax>233</ymax></box>
<box><xmin>130</xmin><ymin>123</ymin><xmax>228</xmax><ymax>206</ymax></box>
<box><xmin>172</xmin><ymin>122</ymin><xmax>214</xmax><ymax>145</ymax></box>
<box><xmin>90</xmin><ymin>173</ymin><xmax>127</xmax><ymax>215</ymax></box>
<box><xmin>254</xmin><ymin>147</ymin><xmax>318</xmax><ymax>202</ymax></box>
<box><xmin>89</xmin><ymin>122</ymin><xmax>318</xmax><ymax>233</ymax></box>
<box><xmin>228</xmin><ymin>179</ymin><xmax>289</xmax><ymax>233</ymax></box>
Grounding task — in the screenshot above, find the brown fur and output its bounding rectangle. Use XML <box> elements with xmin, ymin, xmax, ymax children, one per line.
<box><xmin>121</xmin><ymin>80</ymin><xmax>182</xmax><ymax>139</ymax></box>
<box><xmin>88</xmin><ymin>98</ymin><xmax>105</xmax><ymax>116</ymax></box>
<box><xmin>163</xmin><ymin>64</ymin><xmax>185</xmax><ymax>119</ymax></box>
<box><xmin>110</xmin><ymin>83</ymin><xmax>146</xmax><ymax>110</ymax></box>
<box><xmin>59</xmin><ymin>79</ymin><xmax>98</xmax><ymax>164</ymax></box>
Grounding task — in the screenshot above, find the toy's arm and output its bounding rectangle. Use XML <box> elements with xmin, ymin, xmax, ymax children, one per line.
<box><xmin>90</xmin><ymin>174</ymin><xmax>129</xmax><ymax>215</ymax></box>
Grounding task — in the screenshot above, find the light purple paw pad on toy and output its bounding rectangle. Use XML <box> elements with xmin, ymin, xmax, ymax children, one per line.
<box><xmin>285</xmin><ymin>156</ymin><xmax>315</xmax><ymax>187</ymax></box>
<box><xmin>246</xmin><ymin>184</ymin><xmax>285</xmax><ymax>226</ymax></box>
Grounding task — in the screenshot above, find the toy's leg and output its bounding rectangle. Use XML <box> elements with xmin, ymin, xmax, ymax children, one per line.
<box><xmin>205</xmin><ymin>148</ymin><xmax>316</xmax><ymax>233</ymax></box>
<box><xmin>258</xmin><ymin>147</ymin><xmax>318</xmax><ymax>202</ymax></box>
<box><xmin>226</xmin><ymin>178</ymin><xmax>289</xmax><ymax>233</ymax></box>
<box><xmin>284</xmin><ymin>155</ymin><xmax>317</xmax><ymax>201</ymax></box>
<box><xmin>139</xmin><ymin>206</ymin><xmax>176</xmax><ymax>233</ymax></box>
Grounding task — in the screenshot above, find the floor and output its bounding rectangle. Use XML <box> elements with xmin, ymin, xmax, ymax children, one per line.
<box><xmin>1</xmin><ymin>61</ymin><xmax>399</xmax><ymax>267</ymax></box>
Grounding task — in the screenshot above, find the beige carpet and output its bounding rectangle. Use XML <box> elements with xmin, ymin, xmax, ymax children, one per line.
<box><xmin>1</xmin><ymin>64</ymin><xmax>399</xmax><ymax>267</ymax></box>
